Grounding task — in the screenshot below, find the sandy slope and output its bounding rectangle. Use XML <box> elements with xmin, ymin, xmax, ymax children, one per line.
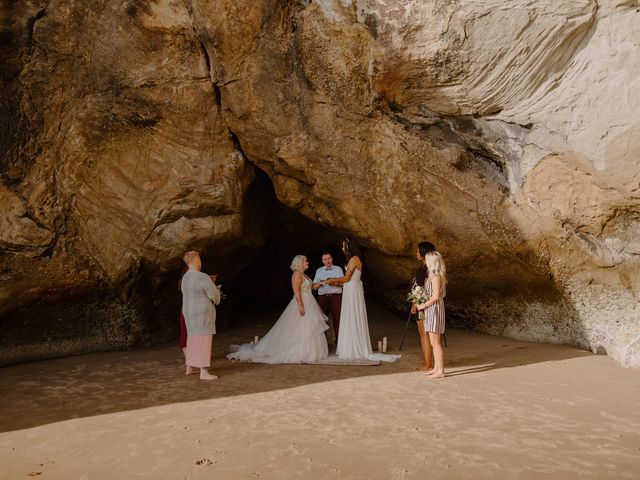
<box><xmin>1</xmin><ymin>304</ymin><xmax>639</xmax><ymax>479</ymax></box>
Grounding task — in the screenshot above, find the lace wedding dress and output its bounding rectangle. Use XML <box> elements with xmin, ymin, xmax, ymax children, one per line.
<box><xmin>336</xmin><ymin>269</ymin><xmax>399</xmax><ymax>362</ymax></box>
<box><xmin>227</xmin><ymin>277</ymin><xmax>329</xmax><ymax>364</ymax></box>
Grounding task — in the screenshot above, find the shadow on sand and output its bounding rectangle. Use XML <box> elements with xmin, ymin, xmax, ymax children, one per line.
<box><xmin>0</xmin><ymin>303</ymin><xmax>594</xmax><ymax>433</ymax></box>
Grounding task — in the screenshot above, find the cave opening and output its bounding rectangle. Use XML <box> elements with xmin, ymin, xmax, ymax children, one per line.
<box><xmin>223</xmin><ymin>170</ymin><xmax>349</xmax><ymax>326</ymax></box>
<box><xmin>0</xmin><ymin>167</ymin><xmax>407</xmax><ymax>367</ymax></box>
<box><xmin>153</xmin><ymin>166</ymin><xmax>411</xmax><ymax>350</ymax></box>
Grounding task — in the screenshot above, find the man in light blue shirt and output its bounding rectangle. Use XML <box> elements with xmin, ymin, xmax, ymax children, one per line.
<box><xmin>312</xmin><ymin>253</ymin><xmax>344</xmax><ymax>344</ymax></box>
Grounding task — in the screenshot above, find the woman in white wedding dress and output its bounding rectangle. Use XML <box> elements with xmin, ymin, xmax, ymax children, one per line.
<box><xmin>227</xmin><ymin>255</ymin><xmax>329</xmax><ymax>364</ymax></box>
<box><xmin>326</xmin><ymin>238</ymin><xmax>399</xmax><ymax>362</ymax></box>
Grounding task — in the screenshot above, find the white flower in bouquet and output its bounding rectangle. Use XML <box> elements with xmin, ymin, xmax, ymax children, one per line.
<box><xmin>407</xmin><ymin>285</ymin><xmax>427</xmax><ymax>319</ymax></box>
<box><xmin>218</xmin><ymin>284</ymin><xmax>228</xmax><ymax>301</ymax></box>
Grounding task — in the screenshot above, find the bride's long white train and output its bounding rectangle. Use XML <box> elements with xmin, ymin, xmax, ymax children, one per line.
<box><xmin>227</xmin><ymin>278</ymin><xmax>329</xmax><ymax>364</ymax></box>
<box><xmin>227</xmin><ymin>273</ymin><xmax>400</xmax><ymax>364</ymax></box>
<box><xmin>336</xmin><ymin>269</ymin><xmax>400</xmax><ymax>363</ymax></box>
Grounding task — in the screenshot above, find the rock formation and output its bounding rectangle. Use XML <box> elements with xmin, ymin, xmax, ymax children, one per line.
<box><xmin>1</xmin><ymin>0</ymin><xmax>638</xmax><ymax>366</ymax></box>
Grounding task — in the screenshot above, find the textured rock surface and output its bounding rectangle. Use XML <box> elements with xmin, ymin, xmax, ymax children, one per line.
<box><xmin>0</xmin><ymin>0</ymin><xmax>267</xmax><ymax>364</ymax></box>
<box><xmin>1</xmin><ymin>0</ymin><xmax>638</xmax><ymax>366</ymax></box>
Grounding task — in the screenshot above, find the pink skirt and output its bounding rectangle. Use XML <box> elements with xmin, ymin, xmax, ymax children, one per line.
<box><xmin>186</xmin><ymin>334</ymin><xmax>213</xmax><ymax>368</ymax></box>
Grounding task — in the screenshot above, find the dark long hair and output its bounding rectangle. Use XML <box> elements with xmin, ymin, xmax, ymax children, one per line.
<box><xmin>342</xmin><ymin>236</ymin><xmax>362</xmax><ymax>262</ymax></box>
<box><xmin>418</xmin><ymin>241</ymin><xmax>436</xmax><ymax>258</ymax></box>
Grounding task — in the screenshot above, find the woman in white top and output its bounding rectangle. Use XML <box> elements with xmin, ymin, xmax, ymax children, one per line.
<box><xmin>227</xmin><ymin>255</ymin><xmax>329</xmax><ymax>364</ymax></box>
<box><xmin>326</xmin><ymin>238</ymin><xmax>399</xmax><ymax>362</ymax></box>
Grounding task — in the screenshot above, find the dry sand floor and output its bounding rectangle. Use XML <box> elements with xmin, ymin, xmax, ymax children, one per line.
<box><xmin>1</xmin><ymin>303</ymin><xmax>639</xmax><ymax>479</ymax></box>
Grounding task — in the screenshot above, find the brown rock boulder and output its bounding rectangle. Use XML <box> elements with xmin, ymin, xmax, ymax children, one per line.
<box><xmin>194</xmin><ymin>0</ymin><xmax>639</xmax><ymax>366</ymax></box>
<box><xmin>0</xmin><ymin>0</ymin><xmax>266</xmax><ymax>364</ymax></box>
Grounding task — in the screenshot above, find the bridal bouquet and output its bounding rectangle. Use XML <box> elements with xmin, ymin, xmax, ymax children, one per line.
<box><xmin>216</xmin><ymin>283</ymin><xmax>228</xmax><ymax>301</ymax></box>
<box><xmin>407</xmin><ymin>285</ymin><xmax>427</xmax><ymax>320</ymax></box>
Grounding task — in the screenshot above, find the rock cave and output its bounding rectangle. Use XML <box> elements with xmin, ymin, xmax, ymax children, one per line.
<box><xmin>2</xmin><ymin>2</ymin><xmax>640</xmax><ymax>478</ymax></box>
<box><xmin>1</xmin><ymin>0</ymin><xmax>639</xmax><ymax>369</ymax></box>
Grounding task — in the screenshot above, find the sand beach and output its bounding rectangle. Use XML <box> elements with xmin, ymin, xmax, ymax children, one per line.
<box><xmin>1</xmin><ymin>304</ymin><xmax>639</xmax><ymax>479</ymax></box>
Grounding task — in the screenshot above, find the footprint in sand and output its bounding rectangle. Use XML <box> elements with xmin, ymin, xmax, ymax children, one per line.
<box><xmin>391</xmin><ymin>466</ymin><xmax>413</xmax><ymax>480</ymax></box>
<box><xmin>287</xmin><ymin>442</ymin><xmax>304</xmax><ymax>455</ymax></box>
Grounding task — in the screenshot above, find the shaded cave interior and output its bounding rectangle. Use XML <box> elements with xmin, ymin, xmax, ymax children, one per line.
<box><xmin>0</xmin><ymin>166</ymin><xmax>588</xmax><ymax>366</ymax></box>
<box><xmin>147</xmin><ymin>168</ymin><xmax>395</xmax><ymax>342</ymax></box>
<box><xmin>0</xmin><ymin>168</ymin><xmax>397</xmax><ymax>364</ymax></box>
<box><xmin>204</xmin><ymin>170</ymin><xmax>354</xmax><ymax>323</ymax></box>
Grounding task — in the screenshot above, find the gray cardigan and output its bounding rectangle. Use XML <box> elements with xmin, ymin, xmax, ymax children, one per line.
<box><xmin>181</xmin><ymin>270</ymin><xmax>221</xmax><ymax>335</ymax></box>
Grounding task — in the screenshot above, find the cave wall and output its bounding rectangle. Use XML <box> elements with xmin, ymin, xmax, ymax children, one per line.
<box><xmin>190</xmin><ymin>0</ymin><xmax>639</xmax><ymax>366</ymax></box>
<box><xmin>1</xmin><ymin>0</ymin><xmax>638</xmax><ymax>366</ymax></box>
<box><xmin>0</xmin><ymin>0</ymin><xmax>267</xmax><ymax>364</ymax></box>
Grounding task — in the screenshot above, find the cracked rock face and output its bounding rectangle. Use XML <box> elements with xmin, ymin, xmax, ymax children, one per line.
<box><xmin>1</xmin><ymin>0</ymin><xmax>639</xmax><ymax>366</ymax></box>
<box><xmin>0</xmin><ymin>0</ymin><xmax>266</xmax><ymax>363</ymax></box>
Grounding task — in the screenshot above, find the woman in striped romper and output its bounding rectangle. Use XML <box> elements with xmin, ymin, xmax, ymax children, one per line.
<box><xmin>418</xmin><ymin>251</ymin><xmax>447</xmax><ymax>378</ymax></box>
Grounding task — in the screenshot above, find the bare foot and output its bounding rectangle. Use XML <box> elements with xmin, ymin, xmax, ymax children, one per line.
<box><xmin>426</xmin><ymin>371</ymin><xmax>445</xmax><ymax>379</ymax></box>
<box><xmin>199</xmin><ymin>370</ymin><xmax>218</xmax><ymax>381</ymax></box>
<box><xmin>185</xmin><ymin>366</ymin><xmax>198</xmax><ymax>375</ymax></box>
<box><xmin>414</xmin><ymin>364</ymin><xmax>434</xmax><ymax>372</ymax></box>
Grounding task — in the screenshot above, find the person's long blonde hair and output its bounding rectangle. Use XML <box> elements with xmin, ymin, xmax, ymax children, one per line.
<box><xmin>425</xmin><ymin>251</ymin><xmax>447</xmax><ymax>284</ymax></box>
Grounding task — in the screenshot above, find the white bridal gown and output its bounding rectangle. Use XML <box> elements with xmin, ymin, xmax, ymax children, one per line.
<box><xmin>336</xmin><ymin>269</ymin><xmax>399</xmax><ymax>362</ymax></box>
<box><xmin>227</xmin><ymin>278</ymin><xmax>329</xmax><ymax>364</ymax></box>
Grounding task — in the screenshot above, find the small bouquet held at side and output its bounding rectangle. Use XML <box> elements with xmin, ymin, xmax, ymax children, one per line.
<box><xmin>210</xmin><ymin>275</ymin><xmax>228</xmax><ymax>301</ymax></box>
<box><xmin>407</xmin><ymin>284</ymin><xmax>427</xmax><ymax>319</ymax></box>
